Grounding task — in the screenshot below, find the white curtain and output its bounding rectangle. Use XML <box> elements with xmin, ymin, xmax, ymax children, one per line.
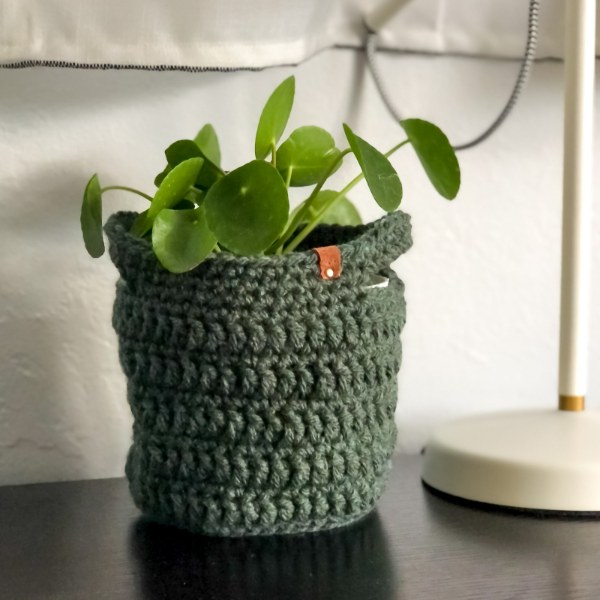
<box><xmin>0</xmin><ymin>0</ymin><xmax>591</xmax><ymax>69</ymax></box>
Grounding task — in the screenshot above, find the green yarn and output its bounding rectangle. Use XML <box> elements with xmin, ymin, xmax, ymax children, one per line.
<box><xmin>105</xmin><ymin>210</ymin><xmax>412</xmax><ymax>536</ymax></box>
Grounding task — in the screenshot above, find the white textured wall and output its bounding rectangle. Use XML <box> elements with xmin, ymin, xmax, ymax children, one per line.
<box><xmin>1</xmin><ymin>49</ymin><xmax>599</xmax><ymax>485</ymax></box>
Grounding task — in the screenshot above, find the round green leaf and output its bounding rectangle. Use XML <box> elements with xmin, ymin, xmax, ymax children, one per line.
<box><xmin>344</xmin><ymin>124</ymin><xmax>403</xmax><ymax>212</ymax></box>
<box><xmin>131</xmin><ymin>209</ymin><xmax>149</xmax><ymax>239</ymax></box>
<box><xmin>81</xmin><ymin>174</ymin><xmax>105</xmax><ymax>257</ymax></box>
<box><xmin>165</xmin><ymin>139</ymin><xmax>222</xmax><ymax>190</ymax></box>
<box><xmin>276</xmin><ymin>126</ymin><xmax>342</xmax><ymax>186</ymax></box>
<box><xmin>150</xmin><ymin>156</ymin><xmax>203</xmax><ymax>217</ymax></box>
<box><xmin>131</xmin><ymin>157</ymin><xmax>203</xmax><ymax>237</ymax></box>
<box><xmin>313</xmin><ymin>191</ymin><xmax>362</xmax><ymax>226</ymax></box>
<box><xmin>290</xmin><ymin>190</ymin><xmax>362</xmax><ymax>227</ymax></box>
<box><xmin>204</xmin><ymin>160</ymin><xmax>289</xmax><ymax>255</ymax></box>
<box><xmin>154</xmin><ymin>165</ymin><xmax>171</xmax><ymax>187</ymax></box>
<box><xmin>152</xmin><ymin>206</ymin><xmax>217</xmax><ymax>273</ymax></box>
<box><xmin>165</xmin><ymin>139</ymin><xmax>201</xmax><ymax>165</ymax></box>
<box><xmin>401</xmin><ymin>118</ymin><xmax>460</xmax><ymax>200</ymax></box>
<box><xmin>255</xmin><ymin>76</ymin><xmax>295</xmax><ymax>160</ymax></box>
<box><xmin>194</xmin><ymin>124</ymin><xmax>221</xmax><ymax>167</ymax></box>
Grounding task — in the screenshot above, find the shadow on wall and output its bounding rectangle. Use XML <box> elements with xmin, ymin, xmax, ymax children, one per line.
<box><xmin>0</xmin><ymin>162</ymin><xmax>131</xmax><ymax>485</ymax></box>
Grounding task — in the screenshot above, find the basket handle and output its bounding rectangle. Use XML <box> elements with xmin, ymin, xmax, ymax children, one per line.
<box><xmin>339</xmin><ymin>210</ymin><xmax>412</xmax><ymax>277</ymax></box>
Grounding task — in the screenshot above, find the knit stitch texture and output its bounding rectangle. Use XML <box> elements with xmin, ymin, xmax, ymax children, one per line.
<box><xmin>105</xmin><ymin>210</ymin><xmax>412</xmax><ymax>536</ymax></box>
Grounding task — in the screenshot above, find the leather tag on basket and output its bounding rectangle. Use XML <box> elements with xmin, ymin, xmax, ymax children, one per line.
<box><xmin>313</xmin><ymin>246</ymin><xmax>342</xmax><ymax>280</ymax></box>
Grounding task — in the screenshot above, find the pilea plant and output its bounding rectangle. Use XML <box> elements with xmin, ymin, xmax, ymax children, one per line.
<box><xmin>81</xmin><ymin>76</ymin><xmax>460</xmax><ymax>272</ymax></box>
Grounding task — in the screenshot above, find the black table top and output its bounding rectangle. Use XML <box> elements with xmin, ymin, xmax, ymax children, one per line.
<box><xmin>2</xmin><ymin>455</ymin><xmax>600</xmax><ymax>600</ymax></box>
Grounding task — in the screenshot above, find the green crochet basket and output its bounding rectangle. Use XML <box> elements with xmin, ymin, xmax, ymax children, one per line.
<box><xmin>105</xmin><ymin>209</ymin><xmax>412</xmax><ymax>536</ymax></box>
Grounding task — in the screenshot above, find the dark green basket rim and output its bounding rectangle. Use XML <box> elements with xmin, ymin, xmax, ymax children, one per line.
<box><xmin>105</xmin><ymin>210</ymin><xmax>412</xmax><ymax>277</ymax></box>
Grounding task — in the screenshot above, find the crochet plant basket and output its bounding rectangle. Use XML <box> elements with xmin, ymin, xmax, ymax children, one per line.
<box><xmin>105</xmin><ymin>209</ymin><xmax>412</xmax><ymax>536</ymax></box>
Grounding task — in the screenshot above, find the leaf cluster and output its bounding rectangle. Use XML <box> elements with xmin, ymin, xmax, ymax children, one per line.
<box><xmin>81</xmin><ymin>76</ymin><xmax>460</xmax><ymax>272</ymax></box>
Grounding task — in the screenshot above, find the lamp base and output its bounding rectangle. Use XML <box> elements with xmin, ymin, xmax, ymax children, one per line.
<box><xmin>421</xmin><ymin>409</ymin><xmax>600</xmax><ymax>513</ymax></box>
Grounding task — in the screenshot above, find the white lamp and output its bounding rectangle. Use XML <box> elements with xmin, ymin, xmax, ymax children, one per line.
<box><xmin>421</xmin><ymin>0</ymin><xmax>600</xmax><ymax>513</ymax></box>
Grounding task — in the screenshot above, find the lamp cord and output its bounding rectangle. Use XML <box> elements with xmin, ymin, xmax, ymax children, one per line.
<box><xmin>364</xmin><ymin>0</ymin><xmax>540</xmax><ymax>151</ymax></box>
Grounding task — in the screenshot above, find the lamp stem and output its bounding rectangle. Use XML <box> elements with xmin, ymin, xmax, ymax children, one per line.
<box><xmin>559</xmin><ymin>0</ymin><xmax>595</xmax><ymax>411</ymax></box>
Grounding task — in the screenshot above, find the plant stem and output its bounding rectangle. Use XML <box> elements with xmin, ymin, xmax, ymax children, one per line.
<box><xmin>285</xmin><ymin>167</ymin><xmax>292</xmax><ymax>188</ymax></box>
<box><xmin>101</xmin><ymin>186</ymin><xmax>153</xmax><ymax>202</ymax></box>
<box><xmin>383</xmin><ymin>139</ymin><xmax>410</xmax><ymax>158</ymax></box>
<box><xmin>271</xmin><ymin>143</ymin><xmax>277</xmax><ymax>168</ymax></box>
<box><xmin>283</xmin><ymin>139</ymin><xmax>409</xmax><ymax>254</ymax></box>
<box><xmin>272</xmin><ymin>148</ymin><xmax>352</xmax><ymax>253</ymax></box>
<box><xmin>282</xmin><ymin>178</ymin><xmax>357</xmax><ymax>254</ymax></box>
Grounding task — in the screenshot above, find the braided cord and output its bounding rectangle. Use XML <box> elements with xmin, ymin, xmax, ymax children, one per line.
<box><xmin>365</xmin><ymin>0</ymin><xmax>540</xmax><ymax>151</ymax></box>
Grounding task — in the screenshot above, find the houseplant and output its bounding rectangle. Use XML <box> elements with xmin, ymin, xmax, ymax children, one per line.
<box><xmin>81</xmin><ymin>76</ymin><xmax>460</xmax><ymax>536</ymax></box>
